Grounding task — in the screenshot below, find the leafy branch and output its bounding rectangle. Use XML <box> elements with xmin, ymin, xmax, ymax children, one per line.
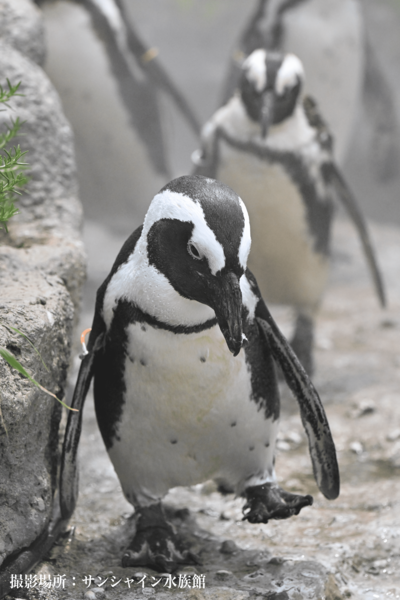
<box><xmin>0</xmin><ymin>79</ymin><xmax>23</xmax><ymax>107</ymax></box>
<box><xmin>0</xmin><ymin>80</ymin><xmax>28</xmax><ymax>232</ymax></box>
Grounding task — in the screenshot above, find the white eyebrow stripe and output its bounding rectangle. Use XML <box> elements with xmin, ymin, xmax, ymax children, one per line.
<box><xmin>243</xmin><ymin>49</ymin><xmax>267</xmax><ymax>92</ymax></box>
<box><xmin>240</xmin><ymin>274</ymin><xmax>258</xmax><ymax>320</ymax></box>
<box><xmin>143</xmin><ymin>189</ymin><xmax>226</xmax><ymax>275</ymax></box>
<box><xmin>238</xmin><ymin>197</ymin><xmax>251</xmax><ymax>269</ymax></box>
<box><xmin>275</xmin><ymin>53</ymin><xmax>304</xmax><ymax>95</ymax></box>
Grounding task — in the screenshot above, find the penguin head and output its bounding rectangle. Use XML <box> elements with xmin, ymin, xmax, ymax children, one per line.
<box><xmin>141</xmin><ymin>175</ymin><xmax>251</xmax><ymax>355</ymax></box>
<box><xmin>240</xmin><ymin>49</ymin><xmax>304</xmax><ymax>136</ymax></box>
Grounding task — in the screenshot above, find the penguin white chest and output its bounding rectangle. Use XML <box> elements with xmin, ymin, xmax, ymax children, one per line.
<box><xmin>217</xmin><ymin>141</ymin><xmax>329</xmax><ymax>311</ymax></box>
<box><xmin>108</xmin><ymin>322</ymin><xmax>278</xmax><ymax>506</ymax></box>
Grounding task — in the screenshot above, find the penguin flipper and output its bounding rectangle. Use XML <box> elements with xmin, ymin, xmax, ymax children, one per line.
<box><xmin>322</xmin><ymin>162</ymin><xmax>387</xmax><ymax>307</ymax></box>
<box><xmin>255</xmin><ymin>298</ymin><xmax>340</xmax><ymax>501</ymax></box>
<box><xmin>59</xmin><ymin>327</ymin><xmax>105</xmax><ymax>520</ymax></box>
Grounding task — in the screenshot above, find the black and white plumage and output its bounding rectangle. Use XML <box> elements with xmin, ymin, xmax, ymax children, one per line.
<box><xmin>60</xmin><ymin>175</ymin><xmax>339</xmax><ymax>572</ymax></box>
<box><xmin>193</xmin><ymin>49</ymin><xmax>386</xmax><ymax>374</ymax></box>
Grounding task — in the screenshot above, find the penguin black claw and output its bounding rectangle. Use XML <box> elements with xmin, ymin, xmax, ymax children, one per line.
<box><xmin>121</xmin><ymin>504</ymin><xmax>197</xmax><ymax>573</ymax></box>
<box><xmin>243</xmin><ymin>483</ymin><xmax>313</xmax><ymax>524</ymax></box>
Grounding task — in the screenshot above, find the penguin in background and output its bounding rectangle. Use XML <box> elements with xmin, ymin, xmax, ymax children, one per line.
<box><xmin>192</xmin><ymin>49</ymin><xmax>386</xmax><ymax>375</ymax></box>
<box><xmin>60</xmin><ymin>175</ymin><xmax>339</xmax><ymax>573</ymax></box>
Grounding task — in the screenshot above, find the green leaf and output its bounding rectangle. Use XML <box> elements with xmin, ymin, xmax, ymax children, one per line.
<box><xmin>0</xmin><ymin>347</ymin><xmax>78</xmax><ymax>412</ymax></box>
<box><xmin>0</xmin><ymin>322</ymin><xmax>50</xmax><ymax>372</ymax></box>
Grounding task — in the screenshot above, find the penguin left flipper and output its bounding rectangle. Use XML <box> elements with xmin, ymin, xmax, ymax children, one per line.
<box><xmin>243</xmin><ymin>483</ymin><xmax>313</xmax><ymax>524</ymax></box>
<box><xmin>250</xmin><ymin>274</ymin><xmax>340</xmax><ymax>501</ymax></box>
<box><xmin>60</xmin><ymin>323</ymin><xmax>105</xmax><ymax>520</ymax></box>
<box><xmin>121</xmin><ymin>504</ymin><xmax>198</xmax><ymax>573</ymax></box>
<box><xmin>321</xmin><ymin>161</ymin><xmax>386</xmax><ymax>308</ymax></box>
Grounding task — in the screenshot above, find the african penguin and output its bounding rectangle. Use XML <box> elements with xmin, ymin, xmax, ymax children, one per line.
<box><xmin>60</xmin><ymin>175</ymin><xmax>339</xmax><ymax>573</ymax></box>
<box><xmin>192</xmin><ymin>49</ymin><xmax>386</xmax><ymax>374</ymax></box>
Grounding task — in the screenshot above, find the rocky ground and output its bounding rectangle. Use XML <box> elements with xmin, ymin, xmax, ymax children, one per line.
<box><xmin>5</xmin><ymin>217</ymin><xmax>398</xmax><ymax>600</ymax></box>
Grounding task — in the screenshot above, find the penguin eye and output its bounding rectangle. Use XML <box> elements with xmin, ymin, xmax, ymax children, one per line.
<box><xmin>187</xmin><ymin>242</ymin><xmax>201</xmax><ymax>260</ymax></box>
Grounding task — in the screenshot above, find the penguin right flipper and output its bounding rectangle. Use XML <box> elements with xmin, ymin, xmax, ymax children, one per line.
<box><xmin>59</xmin><ymin>321</ymin><xmax>105</xmax><ymax>520</ymax></box>
<box><xmin>322</xmin><ymin>162</ymin><xmax>386</xmax><ymax>308</ymax></box>
<box><xmin>250</xmin><ymin>275</ymin><xmax>340</xmax><ymax>501</ymax></box>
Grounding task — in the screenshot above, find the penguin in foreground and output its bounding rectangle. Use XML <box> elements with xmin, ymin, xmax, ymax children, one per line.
<box><xmin>60</xmin><ymin>175</ymin><xmax>339</xmax><ymax>573</ymax></box>
<box><xmin>192</xmin><ymin>49</ymin><xmax>386</xmax><ymax>374</ymax></box>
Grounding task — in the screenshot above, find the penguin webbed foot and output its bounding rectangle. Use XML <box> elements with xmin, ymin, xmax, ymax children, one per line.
<box><xmin>122</xmin><ymin>503</ymin><xmax>198</xmax><ymax>573</ymax></box>
<box><xmin>242</xmin><ymin>483</ymin><xmax>313</xmax><ymax>524</ymax></box>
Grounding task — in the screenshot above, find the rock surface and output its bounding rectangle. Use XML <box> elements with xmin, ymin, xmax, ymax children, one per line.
<box><xmin>0</xmin><ymin>1</ymin><xmax>85</xmax><ymax>579</ymax></box>
<box><xmin>11</xmin><ymin>217</ymin><xmax>398</xmax><ymax>600</ymax></box>
<box><xmin>0</xmin><ymin>0</ymin><xmax>46</xmax><ymax>66</ymax></box>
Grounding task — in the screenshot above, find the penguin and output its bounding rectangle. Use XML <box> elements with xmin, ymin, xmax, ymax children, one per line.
<box><xmin>192</xmin><ymin>49</ymin><xmax>386</xmax><ymax>375</ymax></box>
<box><xmin>60</xmin><ymin>175</ymin><xmax>339</xmax><ymax>573</ymax></box>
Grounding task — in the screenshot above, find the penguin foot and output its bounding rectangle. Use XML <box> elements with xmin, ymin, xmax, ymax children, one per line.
<box><xmin>290</xmin><ymin>313</ymin><xmax>314</xmax><ymax>376</ymax></box>
<box><xmin>121</xmin><ymin>503</ymin><xmax>198</xmax><ymax>573</ymax></box>
<box><xmin>242</xmin><ymin>483</ymin><xmax>313</xmax><ymax>524</ymax></box>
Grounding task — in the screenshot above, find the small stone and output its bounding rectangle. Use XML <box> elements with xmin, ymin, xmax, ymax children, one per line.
<box><xmin>285</xmin><ymin>430</ymin><xmax>302</xmax><ymax>445</ymax></box>
<box><xmin>133</xmin><ymin>572</ymin><xmax>148</xmax><ymax>579</ymax></box>
<box><xmin>387</xmin><ymin>429</ymin><xmax>400</xmax><ymax>442</ymax></box>
<box><xmin>242</xmin><ymin>570</ymin><xmax>263</xmax><ymax>581</ymax></box>
<box><xmin>349</xmin><ymin>441</ymin><xmax>363</xmax><ymax>455</ymax></box>
<box><xmin>220</xmin><ymin>539</ymin><xmax>238</xmax><ymax>554</ymax></box>
<box><xmin>84</xmin><ymin>592</ymin><xmax>96</xmax><ymax>600</ymax></box>
<box><xmin>91</xmin><ymin>588</ymin><xmax>106</xmax><ymax>597</ymax></box>
<box><xmin>268</xmin><ymin>556</ymin><xmax>285</xmax><ymax>565</ymax></box>
<box><xmin>215</xmin><ymin>569</ymin><xmax>233</xmax><ymax>581</ymax></box>
<box><xmin>179</xmin><ymin>565</ymin><xmax>198</xmax><ymax>574</ymax></box>
<box><xmin>373</xmin><ymin>558</ymin><xmax>388</xmax><ymax>568</ymax></box>
<box><xmin>276</xmin><ymin>440</ymin><xmax>291</xmax><ymax>452</ymax></box>
<box><xmin>350</xmin><ymin>400</ymin><xmax>376</xmax><ymax>418</ymax></box>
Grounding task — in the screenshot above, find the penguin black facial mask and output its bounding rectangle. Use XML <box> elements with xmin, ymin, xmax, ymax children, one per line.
<box><xmin>146</xmin><ymin>218</ymin><xmax>245</xmax><ymax>355</ymax></box>
<box><xmin>241</xmin><ymin>50</ymin><xmax>304</xmax><ymax>130</ymax></box>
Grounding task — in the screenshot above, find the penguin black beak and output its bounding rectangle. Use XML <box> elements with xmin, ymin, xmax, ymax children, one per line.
<box><xmin>260</xmin><ymin>90</ymin><xmax>274</xmax><ymax>139</ymax></box>
<box><xmin>211</xmin><ymin>272</ymin><xmax>243</xmax><ymax>357</ymax></box>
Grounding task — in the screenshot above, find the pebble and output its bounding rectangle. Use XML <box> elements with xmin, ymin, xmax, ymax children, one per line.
<box><xmin>242</xmin><ymin>570</ymin><xmax>264</xmax><ymax>581</ymax></box>
<box><xmin>84</xmin><ymin>592</ymin><xmax>96</xmax><ymax>600</ymax></box>
<box><xmin>91</xmin><ymin>588</ymin><xmax>106</xmax><ymax>597</ymax></box>
<box><xmin>387</xmin><ymin>429</ymin><xmax>400</xmax><ymax>442</ymax></box>
<box><xmin>215</xmin><ymin>569</ymin><xmax>233</xmax><ymax>581</ymax></box>
<box><xmin>220</xmin><ymin>539</ymin><xmax>238</xmax><ymax>554</ymax></box>
<box><xmin>276</xmin><ymin>440</ymin><xmax>291</xmax><ymax>452</ymax></box>
<box><xmin>269</xmin><ymin>556</ymin><xmax>285</xmax><ymax>566</ymax></box>
<box><xmin>350</xmin><ymin>441</ymin><xmax>364</xmax><ymax>454</ymax></box>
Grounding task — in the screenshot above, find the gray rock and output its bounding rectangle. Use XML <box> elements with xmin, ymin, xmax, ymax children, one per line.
<box><xmin>0</xmin><ymin>268</ymin><xmax>74</xmax><ymax>568</ymax></box>
<box><xmin>0</xmin><ymin>0</ymin><xmax>46</xmax><ymax>66</ymax></box>
<box><xmin>0</xmin><ymin>41</ymin><xmax>86</xmax><ymax>313</ymax></box>
<box><xmin>0</xmin><ymin>30</ymin><xmax>85</xmax><ymax>576</ymax></box>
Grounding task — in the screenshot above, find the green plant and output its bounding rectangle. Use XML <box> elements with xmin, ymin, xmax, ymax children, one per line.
<box><xmin>0</xmin><ymin>80</ymin><xmax>29</xmax><ymax>232</ymax></box>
